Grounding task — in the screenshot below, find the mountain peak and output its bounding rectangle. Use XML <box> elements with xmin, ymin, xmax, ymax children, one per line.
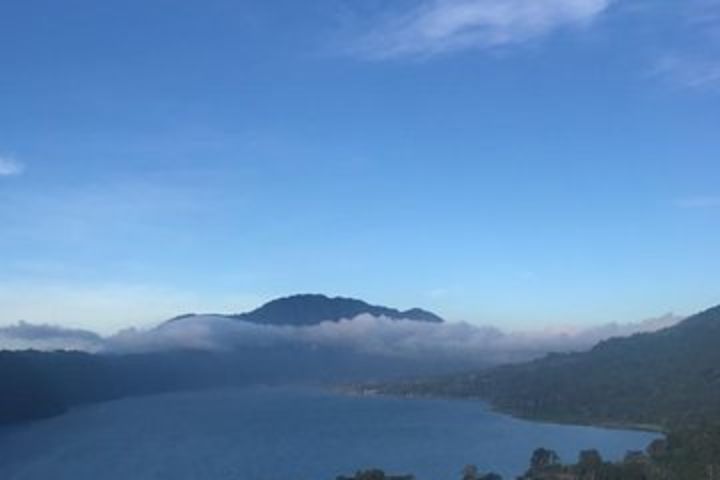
<box><xmin>229</xmin><ymin>294</ymin><xmax>444</xmax><ymax>326</ymax></box>
<box><xmin>163</xmin><ymin>294</ymin><xmax>444</xmax><ymax>328</ymax></box>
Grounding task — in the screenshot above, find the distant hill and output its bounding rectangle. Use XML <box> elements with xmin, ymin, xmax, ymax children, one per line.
<box><xmin>167</xmin><ymin>294</ymin><xmax>444</xmax><ymax>327</ymax></box>
<box><xmin>382</xmin><ymin>304</ymin><xmax>720</xmax><ymax>430</ymax></box>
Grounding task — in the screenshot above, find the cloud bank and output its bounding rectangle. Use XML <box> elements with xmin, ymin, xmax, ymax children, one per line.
<box><xmin>0</xmin><ymin>313</ymin><xmax>682</xmax><ymax>366</ymax></box>
<box><xmin>0</xmin><ymin>321</ymin><xmax>103</xmax><ymax>352</ymax></box>
<box><xmin>354</xmin><ymin>0</ymin><xmax>613</xmax><ymax>59</ymax></box>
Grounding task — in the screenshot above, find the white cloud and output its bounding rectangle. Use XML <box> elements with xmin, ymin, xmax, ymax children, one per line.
<box><xmin>104</xmin><ymin>312</ymin><xmax>683</xmax><ymax>363</ymax></box>
<box><xmin>0</xmin><ymin>321</ymin><xmax>103</xmax><ymax>352</ymax></box>
<box><xmin>353</xmin><ymin>0</ymin><xmax>613</xmax><ymax>59</ymax></box>
<box><xmin>0</xmin><ymin>309</ymin><xmax>683</xmax><ymax>369</ymax></box>
<box><xmin>0</xmin><ymin>156</ymin><xmax>24</xmax><ymax>176</ymax></box>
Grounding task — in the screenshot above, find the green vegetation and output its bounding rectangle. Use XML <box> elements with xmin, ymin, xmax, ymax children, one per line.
<box><xmin>380</xmin><ymin>305</ymin><xmax>720</xmax><ymax>430</ymax></box>
<box><xmin>336</xmin><ymin>439</ymin><xmax>719</xmax><ymax>479</ymax></box>
<box><xmin>372</xmin><ymin>305</ymin><xmax>720</xmax><ymax>479</ymax></box>
<box><xmin>513</xmin><ymin>443</ymin><xmax>717</xmax><ymax>479</ymax></box>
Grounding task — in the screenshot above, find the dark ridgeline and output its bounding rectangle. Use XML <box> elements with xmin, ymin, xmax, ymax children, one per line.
<box><xmin>0</xmin><ymin>349</ymin><xmax>246</xmax><ymax>424</ymax></box>
<box><xmin>165</xmin><ymin>293</ymin><xmax>445</xmax><ymax>327</ymax></box>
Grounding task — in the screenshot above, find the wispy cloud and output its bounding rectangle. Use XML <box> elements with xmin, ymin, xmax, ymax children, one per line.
<box><xmin>0</xmin><ymin>321</ymin><xmax>103</xmax><ymax>352</ymax></box>
<box><xmin>353</xmin><ymin>0</ymin><xmax>614</xmax><ymax>59</ymax></box>
<box><xmin>0</xmin><ymin>156</ymin><xmax>24</xmax><ymax>176</ymax></box>
<box><xmin>655</xmin><ymin>55</ymin><xmax>720</xmax><ymax>90</ymax></box>
<box><xmin>675</xmin><ymin>195</ymin><xmax>720</xmax><ymax>208</ymax></box>
<box><xmin>654</xmin><ymin>0</ymin><xmax>720</xmax><ymax>89</ymax></box>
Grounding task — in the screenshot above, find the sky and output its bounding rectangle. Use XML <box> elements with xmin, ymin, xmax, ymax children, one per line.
<box><xmin>1</xmin><ymin>0</ymin><xmax>719</xmax><ymax>333</ymax></box>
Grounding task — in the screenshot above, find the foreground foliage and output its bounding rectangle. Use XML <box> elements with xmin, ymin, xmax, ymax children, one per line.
<box><xmin>338</xmin><ymin>436</ymin><xmax>720</xmax><ymax>479</ymax></box>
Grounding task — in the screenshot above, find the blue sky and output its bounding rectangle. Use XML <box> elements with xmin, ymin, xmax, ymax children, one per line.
<box><xmin>1</xmin><ymin>0</ymin><xmax>719</xmax><ymax>332</ymax></box>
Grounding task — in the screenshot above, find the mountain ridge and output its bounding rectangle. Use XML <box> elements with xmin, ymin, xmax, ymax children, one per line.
<box><xmin>165</xmin><ymin>294</ymin><xmax>444</xmax><ymax>327</ymax></box>
<box><xmin>379</xmin><ymin>303</ymin><xmax>720</xmax><ymax>430</ymax></box>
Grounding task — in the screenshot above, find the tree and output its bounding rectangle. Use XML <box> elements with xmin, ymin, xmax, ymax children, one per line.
<box><xmin>461</xmin><ymin>465</ymin><xmax>502</xmax><ymax>480</ymax></box>
<box><xmin>530</xmin><ymin>448</ymin><xmax>560</xmax><ymax>471</ymax></box>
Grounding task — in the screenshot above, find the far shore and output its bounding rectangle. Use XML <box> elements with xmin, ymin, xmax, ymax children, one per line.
<box><xmin>336</xmin><ymin>384</ymin><xmax>667</xmax><ymax>435</ymax></box>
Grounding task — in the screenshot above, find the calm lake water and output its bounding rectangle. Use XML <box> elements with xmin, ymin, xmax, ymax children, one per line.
<box><xmin>0</xmin><ymin>387</ymin><xmax>658</xmax><ymax>480</ymax></box>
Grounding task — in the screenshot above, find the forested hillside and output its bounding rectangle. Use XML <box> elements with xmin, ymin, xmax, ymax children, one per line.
<box><xmin>382</xmin><ymin>305</ymin><xmax>720</xmax><ymax>429</ymax></box>
<box><xmin>376</xmin><ymin>305</ymin><xmax>720</xmax><ymax>478</ymax></box>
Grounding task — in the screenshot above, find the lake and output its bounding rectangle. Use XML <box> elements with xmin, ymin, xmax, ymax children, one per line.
<box><xmin>0</xmin><ymin>387</ymin><xmax>659</xmax><ymax>480</ymax></box>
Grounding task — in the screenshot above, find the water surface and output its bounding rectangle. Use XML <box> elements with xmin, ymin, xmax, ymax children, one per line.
<box><xmin>0</xmin><ymin>387</ymin><xmax>659</xmax><ymax>480</ymax></box>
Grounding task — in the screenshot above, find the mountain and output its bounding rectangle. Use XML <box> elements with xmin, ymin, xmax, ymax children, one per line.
<box><xmin>382</xmin><ymin>304</ymin><xmax>720</xmax><ymax>429</ymax></box>
<box><xmin>374</xmin><ymin>304</ymin><xmax>720</xmax><ymax>478</ymax></box>
<box><xmin>167</xmin><ymin>294</ymin><xmax>444</xmax><ymax>327</ymax></box>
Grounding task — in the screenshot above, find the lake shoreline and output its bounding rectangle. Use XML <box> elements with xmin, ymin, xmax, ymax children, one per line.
<box><xmin>338</xmin><ymin>384</ymin><xmax>667</xmax><ymax>435</ymax></box>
